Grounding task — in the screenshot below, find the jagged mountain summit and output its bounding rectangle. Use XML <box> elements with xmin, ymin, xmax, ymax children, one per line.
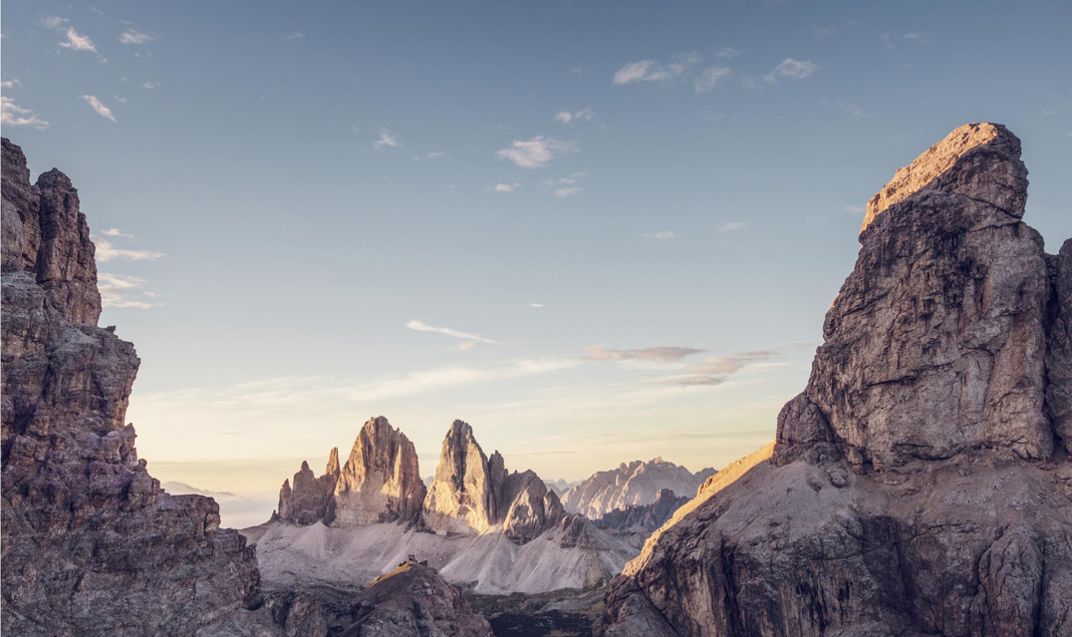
<box><xmin>0</xmin><ymin>138</ymin><xmax>263</xmax><ymax>636</ymax></box>
<box><xmin>276</xmin><ymin>416</ymin><xmax>425</xmax><ymax>526</ymax></box>
<box><xmin>561</xmin><ymin>458</ymin><xmax>715</xmax><ymax>519</ymax></box>
<box><xmin>253</xmin><ymin>418</ymin><xmax>635</xmax><ymax>593</ymax></box>
<box><xmin>597</xmin><ymin>123</ymin><xmax>1072</xmax><ymax>636</ymax></box>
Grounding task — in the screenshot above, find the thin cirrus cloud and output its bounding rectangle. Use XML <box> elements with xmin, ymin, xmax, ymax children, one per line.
<box><xmin>612</xmin><ymin>53</ymin><xmax>700</xmax><ymax>85</ymax></box>
<box><xmin>95</xmin><ymin>239</ymin><xmax>164</xmax><ymax>263</ymax></box>
<box><xmin>101</xmin><ymin>227</ymin><xmax>135</xmax><ymax>238</ymax></box>
<box><xmin>405</xmin><ymin>319</ymin><xmax>501</xmax><ymax>346</ymax></box>
<box><xmin>718</xmin><ymin>221</ymin><xmax>747</xmax><ymax>233</ymax></box>
<box><xmin>544</xmin><ymin>172</ymin><xmax>585</xmax><ymax>198</ymax></box>
<box><xmin>81</xmin><ymin>95</ymin><xmax>116</xmax><ymax>122</ymax></box>
<box><xmin>585</xmin><ymin>345</ymin><xmax>705</xmax><ymax>363</ymax></box>
<box><xmin>496</xmin><ymin>137</ymin><xmax>578</xmax><ymax>168</ymax></box>
<box><xmin>641</xmin><ymin>231</ymin><xmax>677</xmax><ymax>240</ymax></box>
<box><xmin>98</xmin><ymin>273</ymin><xmax>160</xmax><ymax>310</ymax></box>
<box><xmin>694</xmin><ymin>66</ymin><xmax>732</xmax><ymax>93</ymax></box>
<box><xmin>764</xmin><ymin>58</ymin><xmax>817</xmax><ymax>83</ymax></box>
<box><xmin>118</xmin><ymin>29</ymin><xmax>156</xmax><ymax>45</ymax></box>
<box><xmin>1</xmin><ymin>96</ymin><xmax>49</xmax><ymax>129</ymax></box>
<box><xmin>663</xmin><ymin>350</ymin><xmax>777</xmax><ymax>386</ymax></box>
<box><xmin>43</xmin><ymin>17</ymin><xmax>97</xmax><ymax>53</ymax></box>
<box><xmin>554</xmin><ymin>108</ymin><xmax>595</xmax><ymax>124</ymax></box>
<box><xmin>373</xmin><ymin>128</ymin><xmax>400</xmax><ymax>150</ymax></box>
<box><xmin>490</xmin><ymin>182</ymin><xmax>521</xmax><ymax>193</ymax></box>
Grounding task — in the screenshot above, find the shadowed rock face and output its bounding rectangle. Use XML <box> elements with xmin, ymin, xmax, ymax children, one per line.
<box><xmin>596</xmin><ymin>123</ymin><xmax>1072</xmax><ymax>637</ymax></box>
<box><xmin>341</xmin><ymin>559</ymin><xmax>493</xmax><ymax>637</ymax></box>
<box><xmin>0</xmin><ymin>138</ymin><xmax>263</xmax><ymax>636</ymax></box>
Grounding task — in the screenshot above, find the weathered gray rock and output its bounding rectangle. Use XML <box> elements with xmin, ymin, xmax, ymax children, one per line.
<box><xmin>423</xmin><ymin>420</ymin><xmax>499</xmax><ymax>534</ymax></box>
<box><xmin>423</xmin><ymin>420</ymin><xmax>567</xmax><ymax>543</ymax></box>
<box><xmin>1048</xmin><ymin>239</ymin><xmax>1072</xmax><ymax>452</ymax></box>
<box><xmin>561</xmin><ymin>458</ymin><xmax>715</xmax><ymax>519</ymax></box>
<box><xmin>597</xmin><ymin>123</ymin><xmax>1072</xmax><ymax>637</ymax></box>
<box><xmin>276</xmin><ymin>454</ymin><xmax>339</xmax><ymax>526</ymax></box>
<box><xmin>340</xmin><ymin>559</ymin><xmax>493</xmax><ymax>637</ymax></box>
<box><xmin>1</xmin><ymin>138</ymin><xmax>265</xmax><ymax>636</ymax></box>
<box><xmin>593</xmin><ymin>488</ymin><xmax>690</xmax><ymax>537</ymax></box>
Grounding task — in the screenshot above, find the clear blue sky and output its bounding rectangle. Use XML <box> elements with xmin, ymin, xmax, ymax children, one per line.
<box><xmin>4</xmin><ymin>0</ymin><xmax>1070</xmax><ymax>525</ymax></box>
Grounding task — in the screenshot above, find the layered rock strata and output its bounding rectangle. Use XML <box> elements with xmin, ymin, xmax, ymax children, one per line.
<box><xmin>0</xmin><ymin>138</ymin><xmax>263</xmax><ymax>636</ymax></box>
<box><xmin>597</xmin><ymin>123</ymin><xmax>1072</xmax><ymax>636</ymax></box>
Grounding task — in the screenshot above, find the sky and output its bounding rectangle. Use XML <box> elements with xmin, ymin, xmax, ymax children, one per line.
<box><xmin>3</xmin><ymin>0</ymin><xmax>1071</xmax><ymax>527</ymax></box>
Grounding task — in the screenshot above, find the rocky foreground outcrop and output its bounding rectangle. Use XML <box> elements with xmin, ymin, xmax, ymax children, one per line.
<box><xmin>0</xmin><ymin>138</ymin><xmax>263</xmax><ymax>636</ymax></box>
<box><xmin>340</xmin><ymin>558</ymin><xmax>493</xmax><ymax>637</ymax></box>
<box><xmin>597</xmin><ymin>123</ymin><xmax>1072</xmax><ymax>636</ymax></box>
<box><xmin>561</xmin><ymin>458</ymin><xmax>715</xmax><ymax>519</ymax></box>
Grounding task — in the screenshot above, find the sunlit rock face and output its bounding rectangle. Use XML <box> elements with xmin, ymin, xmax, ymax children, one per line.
<box><xmin>424</xmin><ymin>420</ymin><xmax>567</xmax><ymax>544</ymax></box>
<box><xmin>0</xmin><ymin>138</ymin><xmax>263</xmax><ymax>636</ymax></box>
<box><xmin>423</xmin><ymin>420</ymin><xmax>500</xmax><ymax>534</ymax></box>
<box><xmin>276</xmin><ymin>417</ymin><xmax>425</xmax><ymax>527</ymax></box>
<box><xmin>561</xmin><ymin>458</ymin><xmax>715</xmax><ymax>519</ymax></box>
<box><xmin>596</xmin><ymin>123</ymin><xmax>1072</xmax><ymax>637</ymax></box>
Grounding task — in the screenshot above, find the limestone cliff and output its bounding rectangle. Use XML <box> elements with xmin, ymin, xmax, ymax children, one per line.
<box><xmin>276</xmin><ymin>417</ymin><xmax>425</xmax><ymax>526</ymax></box>
<box><xmin>597</xmin><ymin>123</ymin><xmax>1072</xmax><ymax>636</ymax></box>
<box><xmin>0</xmin><ymin>138</ymin><xmax>263</xmax><ymax>636</ymax></box>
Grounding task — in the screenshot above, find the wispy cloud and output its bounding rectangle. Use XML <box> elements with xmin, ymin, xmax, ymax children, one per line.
<box><xmin>529</xmin><ymin>303</ymin><xmax>545</xmax><ymax>308</ymax></box>
<box><xmin>764</xmin><ymin>58</ymin><xmax>817</xmax><ymax>83</ymax></box>
<box><xmin>585</xmin><ymin>345</ymin><xmax>704</xmax><ymax>363</ymax></box>
<box><xmin>880</xmin><ymin>32</ymin><xmax>930</xmax><ymax>50</ymax></box>
<box><xmin>101</xmin><ymin>227</ymin><xmax>135</xmax><ymax>238</ymax></box>
<box><xmin>374</xmin><ymin>128</ymin><xmax>400</xmax><ymax>150</ymax></box>
<box><xmin>544</xmin><ymin>172</ymin><xmax>585</xmax><ymax>198</ymax></box>
<box><xmin>81</xmin><ymin>95</ymin><xmax>116</xmax><ymax>122</ymax></box>
<box><xmin>496</xmin><ymin>137</ymin><xmax>578</xmax><ymax>168</ymax></box>
<box><xmin>95</xmin><ymin>239</ymin><xmax>163</xmax><ymax>262</ymax></box>
<box><xmin>812</xmin><ymin>26</ymin><xmax>837</xmax><ymax>39</ymax></box>
<box><xmin>406</xmin><ymin>319</ymin><xmax>500</xmax><ymax>346</ymax></box>
<box><xmin>663</xmin><ymin>351</ymin><xmax>777</xmax><ymax>385</ymax></box>
<box><xmin>1</xmin><ymin>78</ymin><xmax>22</xmax><ymax>89</ymax></box>
<box><xmin>718</xmin><ymin>221</ymin><xmax>746</xmax><ymax>233</ymax></box>
<box><xmin>694</xmin><ymin>66</ymin><xmax>732</xmax><ymax>93</ymax></box>
<box><xmin>1</xmin><ymin>96</ymin><xmax>49</xmax><ymax>129</ymax></box>
<box><xmin>554</xmin><ymin>108</ymin><xmax>595</xmax><ymax>124</ymax></box>
<box><xmin>141</xmin><ymin>81</ymin><xmax>161</xmax><ymax>89</ymax></box>
<box><xmin>285</xmin><ymin>31</ymin><xmax>304</xmax><ymax>41</ymax></box>
<box><xmin>641</xmin><ymin>231</ymin><xmax>677</xmax><ymax>240</ymax></box>
<box><xmin>98</xmin><ymin>273</ymin><xmax>160</xmax><ymax>309</ymax></box>
<box><xmin>118</xmin><ymin>29</ymin><xmax>155</xmax><ymax>45</ymax></box>
<box><xmin>836</xmin><ymin>100</ymin><xmax>869</xmax><ymax>119</ymax></box>
<box><xmin>490</xmin><ymin>182</ymin><xmax>521</xmax><ymax>193</ymax></box>
<box><xmin>44</xmin><ymin>17</ymin><xmax>97</xmax><ymax>53</ymax></box>
<box><xmin>419</xmin><ymin>151</ymin><xmax>447</xmax><ymax>160</ymax></box>
<box><xmin>613</xmin><ymin>53</ymin><xmax>700</xmax><ymax>85</ymax></box>
<box><xmin>134</xmin><ymin>358</ymin><xmax>578</xmax><ymax>414</ymax></box>
<box><xmin>713</xmin><ymin>47</ymin><xmax>740</xmax><ymax>59</ymax></box>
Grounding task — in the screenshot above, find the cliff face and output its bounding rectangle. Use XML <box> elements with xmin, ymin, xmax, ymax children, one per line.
<box><xmin>423</xmin><ymin>420</ymin><xmax>567</xmax><ymax>543</ymax></box>
<box><xmin>561</xmin><ymin>458</ymin><xmax>715</xmax><ymax>519</ymax></box>
<box><xmin>423</xmin><ymin>420</ymin><xmax>500</xmax><ymax>534</ymax></box>
<box><xmin>276</xmin><ymin>416</ymin><xmax>425</xmax><ymax>526</ymax></box>
<box><xmin>597</xmin><ymin>123</ymin><xmax>1072</xmax><ymax>637</ymax></box>
<box><xmin>0</xmin><ymin>138</ymin><xmax>263</xmax><ymax>636</ymax></box>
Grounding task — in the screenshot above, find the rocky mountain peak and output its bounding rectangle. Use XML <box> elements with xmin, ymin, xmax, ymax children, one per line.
<box><xmin>325</xmin><ymin>446</ymin><xmax>340</xmax><ymax>475</ymax></box>
<box><xmin>423</xmin><ymin>421</ymin><xmax>567</xmax><ymax>543</ymax></box>
<box><xmin>562</xmin><ymin>458</ymin><xmax>715</xmax><ymax>519</ymax></box>
<box><xmin>861</xmin><ymin>122</ymin><xmax>1026</xmax><ymax>233</ymax></box>
<box><xmin>597</xmin><ymin>124</ymin><xmax>1072</xmax><ymax>637</ymax></box>
<box><xmin>778</xmin><ymin>121</ymin><xmax>1056</xmax><ymax>471</ymax></box>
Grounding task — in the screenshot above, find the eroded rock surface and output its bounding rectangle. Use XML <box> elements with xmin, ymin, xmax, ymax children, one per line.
<box><xmin>597</xmin><ymin>123</ymin><xmax>1072</xmax><ymax>637</ymax></box>
<box><xmin>340</xmin><ymin>559</ymin><xmax>493</xmax><ymax>637</ymax></box>
<box><xmin>0</xmin><ymin>138</ymin><xmax>265</xmax><ymax>636</ymax></box>
<box><xmin>276</xmin><ymin>417</ymin><xmax>425</xmax><ymax>527</ymax></box>
<box><xmin>561</xmin><ymin>458</ymin><xmax>714</xmax><ymax>519</ymax></box>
